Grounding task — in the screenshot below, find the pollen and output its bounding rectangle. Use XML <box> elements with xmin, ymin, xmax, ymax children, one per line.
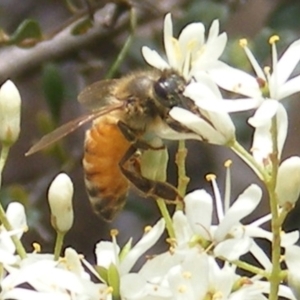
<box><xmin>182</xmin><ymin>271</ymin><xmax>192</xmax><ymax>279</ymax></box>
<box><xmin>213</xmin><ymin>291</ymin><xmax>223</xmax><ymax>300</ymax></box>
<box><xmin>32</xmin><ymin>242</ymin><xmax>41</xmax><ymax>253</ymax></box>
<box><xmin>239</xmin><ymin>39</ymin><xmax>248</xmax><ymax>48</ymax></box>
<box><xmin>105</xmin><ymin>287</ymin><xmax>114</xmax><ymax>295</ymax></box>
<box><xmin>269</xmin><ymin>35</ymin><xmax>280</xmax><ymax>44</ymax></box>
<box><xmin>206</xmin><ymin>174</ymin><xmax>216</xmax><ymax>181</ymax></box>
<box><xmin>178</xmin><ymin>284</ymin><xmax>187</xmax><ymax>293</ymax></box>
<box><xmin>187</xmin><ymin>39</ymin><xmax>198</xmax><ymax>51</ymax></box>
<box><xmin>110</xmin><ymin>229</ymin><xmax>119</xmax><ymax>237</ymax></box>
<box><xmin>144</xmin><ymin>225</ymin><xmax>152</xmax><ymax>233</ymax></box>
<box><xmin>171</xmin><ymin>37</ymin><xmax>182</xmax><ymax>61</ymax></box>
<box><xmin>224</xmin><ymin>160</ymin><xmax>232</xmax><ymax>168</ymax></box>
<box><xmin>264</xmin><ymin>66</ymin><xmax>271</xmax><ymax>76</ymax></box>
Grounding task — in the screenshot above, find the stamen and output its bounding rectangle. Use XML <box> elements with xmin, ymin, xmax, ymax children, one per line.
<box><xmin>206</xmin><ymin>174</ymin><xmax>216</xmax><ymax>181</ymax></box>
<box><xmin>105</xmin><ymin>287</ymin><xmax>114</xmax><ymax>295</ymax></box>
<box><xmin>182</xmin><ymin>271</ymin><xmax>192</xmax><ymax>279</ymax></box>
<box><xmin>213</xmin><ymin>291</ymin><xmax>223</xmax><ymax>300</ymax></box>
<box><xmin>110</xmin><ymin>229</ymin><xmax>119</xmax><ymax>237</ymax></box>
<box><xmin>144</xmin><ymin>225</ymin><xmax>152</xmax><ymax>233</ymax></box>
<box><xmin>224</xmin><ymin>160</ymin><xmax>232</xmax><ymax>213</ymax></box>
<box><xmin>32</xmin><ymin>242</ymin><xmax>41</xmax><ymax>253</ymax></box>
<box><xmin>178</xmin><ymin>285</ymin><xmax>187</xmax><ymax>293</ymax></box>
<box><xmin>224</xmin><ymin>160</ymin><xmax>232</xmax><ymax>168</ymax></box>
<box><xmin>166</xmin><ymin>237</ymin><xmax>177</xmax><ymax>247</ymax></box>
<box><xmin>239</xmin><ymin>39</ymin><xmax>248</xmax><ymax>48</ymax></box>
<box><xmin>269</xmin><ymin>35</ymin><xmax>280</xmax><ymax>44</ymax></box>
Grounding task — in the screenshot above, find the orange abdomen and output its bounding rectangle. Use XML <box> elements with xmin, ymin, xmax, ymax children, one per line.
<box><xmin>83</xmin><ymin>116</ymin><xmax>131</xmax><ymax>221</ymax></box>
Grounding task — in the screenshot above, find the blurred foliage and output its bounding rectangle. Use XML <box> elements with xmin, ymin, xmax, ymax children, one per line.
<box><xmin>71</xmin><ymin>17</ymin><xmax>94</xmax><ymax>35</ymax></box>
<box><xmin>9</xmin><ymin>19</ymin><xmax>42</xmax><ymax>47</ymax></box>
<box><xmin>268</xmin><ymin>0</ymin><xmax>300</xmax><ymax>31</ymax></box>
<box><xmin>42</xmin><ymin>63</ymin><xmax>66</xmax><ymax>124</ymax></box>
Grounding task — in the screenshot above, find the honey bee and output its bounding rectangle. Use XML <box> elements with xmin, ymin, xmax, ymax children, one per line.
<box><xmin>26</xmin><ymin>68</ymin><xmax>198</xmax><ymax>221</ymax></box>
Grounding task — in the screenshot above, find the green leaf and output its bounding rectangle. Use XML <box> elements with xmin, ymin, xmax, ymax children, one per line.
<box><xmin>10</xmin><ymin>19</ymin><xmax>42</xmax><ymax>47</ymax></box>
<box><xmin>42</xmin><ymin>63</ymin><xmax>65</xmax><ymax>124</ymax></box>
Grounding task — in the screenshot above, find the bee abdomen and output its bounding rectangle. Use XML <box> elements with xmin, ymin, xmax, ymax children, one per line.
<box><xmin>83</xmin><ymin>117</ymin><xmax>131</xmax><ymax>221</ymax></box>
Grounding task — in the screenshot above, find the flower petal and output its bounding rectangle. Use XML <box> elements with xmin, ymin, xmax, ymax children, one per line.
<box><xmin>119</xmin><ymin>219</ymin><xmax>165</xmax><ymax>275</ymax></box>
<box><xmin>95</xmin><ymin>241</ymin><xmax>119</xmax><ymax>269</ymax></box>
<box><xmin>141</xmin><ymin>46</ymin><xmax>170</xmax><ymax>70</ymax></box>
<box><xmin>248</xmin><ymin>99</ymin><xmax>279</xmax><ymax>127</ymax></box>
<box><xmin>214</xmin><ymin>184</ymin><xmax>262</xmax><ymax>242</ymax></box>
<box><xmin>169</xmin><ymin>107</ymin><xmax>229</xmax><ymax>144</ymax></box>
<box><xmin>206</xmin><ymin>61</ymin><xmax>262</xmax><ymax>98</ymax></box>
<box><xmin>184</xmin><ymin>190</ymin><xmax>213</xmax><ymax>240</ymax></box>
<box><xmin>173</xmin><ymin>210</ymin><xmax>193</xmax><ymax>245</ymax></box>
<box><xmin>214</xmin><ymin>237</ymin><xmax>252</xmax><ymax>260</ymax></box>
<box><xmin>276</xmin><ymin>39</ymin><xmax>300</xmax><ymax>86</ymax></box>
<box><xmin>278</xmin><ymin>74</ymin><xmax>300</xmax><ymax>100</ymax></box>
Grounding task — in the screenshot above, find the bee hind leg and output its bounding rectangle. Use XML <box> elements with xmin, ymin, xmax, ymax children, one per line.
<box><xmin>119</xmin><ymin>145</ymin><xmax>183</xmax><ymax>204</ymax></box>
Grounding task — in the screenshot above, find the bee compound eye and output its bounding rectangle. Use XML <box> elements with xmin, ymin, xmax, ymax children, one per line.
<box><xmin>154</xmin><ymin>79</ymin><xmax>168</xmax><ymax>101</ymax></box>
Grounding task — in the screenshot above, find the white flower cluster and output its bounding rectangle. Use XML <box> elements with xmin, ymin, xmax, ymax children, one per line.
<box><xmin>1</xmin><ymin>12</ymin><xmax>300</xmax><ymax>300</ymax></box>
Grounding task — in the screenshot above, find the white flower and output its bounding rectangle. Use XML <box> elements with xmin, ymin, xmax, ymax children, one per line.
<box><xmin>95</xmin><ymin>219</ymin><xmax>165</xmax><ymax>298</ymax></box>
<box><xmin>121</xmin><ymin>248</ymin><xmax>270</xmax><ymax>300</ymax></box>
<box><xmin>142</xmin><ymin>13</ymin><xmax>227</xmax><ymax>79</ymax></box>
<box><xmin>169</xmin><ymin>74</ymin><xmax>236</xmax><ymax>145</ymax></box>
<box><xmin>0</xmin><ymin>80</ymin><xmax>21</xmax><ymax>145</ymax></box>
<box><xmin>48</xmin><ymin>173</ymin><xmax>74</xmax><ymax>233</ymax></box>
<box><xmin>178</xmin><ymin>182</ymin><xmax>262</xmax><ymax>261</ymax></box>
<box><xmin>1</xmin><ymin>254</ymin><xmax>111</xmax><ymax>300</ymax></box>
<box><xmin>96</xmin><ymin>219</ymin><xmax>165</xmax><ymax>276</ymax></box>
<box><xmin>207</xmin><ymin>37</ymin><xmax>300</xmax><ymax>126</ymax></box>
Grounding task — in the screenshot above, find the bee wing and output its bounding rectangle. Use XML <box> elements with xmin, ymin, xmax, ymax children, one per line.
<box><xmin>26</xmin><ymin>102</ymin><xmax>124</xmax><ymax>156</ymax></box>
<box><xmin>78</xmin><ymin>79</ymin><xmax>119</xmax><ymax>111</ymax></box>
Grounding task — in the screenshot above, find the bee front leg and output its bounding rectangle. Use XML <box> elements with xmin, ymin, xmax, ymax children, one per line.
<box><xmin>119</xmin><ymin>145</ymin><xmax>183</xmax><ymax>204</ymax></box>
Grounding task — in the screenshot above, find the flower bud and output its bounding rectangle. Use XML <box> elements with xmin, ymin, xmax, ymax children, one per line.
<box><xmin>0</xmin><ymin>80</ymin><xmax>21</xmax><ymax>145</ymax></box>
<box><xmin>48</xmin><ymin>173</ymin><xmax>74</xmax><ymax>233</ymax></box>
<box><xmin>276</xmin><ymin>156</ymin><xmax>300</xmax><ymax>206</ymax></box>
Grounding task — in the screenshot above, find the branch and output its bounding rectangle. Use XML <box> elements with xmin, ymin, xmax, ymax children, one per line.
<box><xmin>0</xmin><ymin>3</ymin><xmax>130</xmax><ymax>82</ymax></box>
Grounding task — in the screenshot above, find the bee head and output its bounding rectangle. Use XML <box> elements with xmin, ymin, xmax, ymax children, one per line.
<box><xmin>154</xmin><ymin>72</ymin><xmax>187</xmax><ymax>108</ymax></box>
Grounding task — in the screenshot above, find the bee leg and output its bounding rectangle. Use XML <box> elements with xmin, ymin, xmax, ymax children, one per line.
<box><xmin>165</xmin><ymin>115</ymin><xmax>194</xmax><ymax>134</ymax></box>
<box><xmin>117</xmin><ymin>120</ymin><xmax>165</xmax><ymax>151</ymax></box>
<box><xmin>119</xmin><ymin>145</ymin><xmax>183</xmax><ymax>204</ymax></box>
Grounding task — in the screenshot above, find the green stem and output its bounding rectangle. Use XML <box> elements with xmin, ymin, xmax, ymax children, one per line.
<box><xmin>175</xmin><ymin>140</ymin><xmax>189</xmax><ymax>210</ymax></box>
<box><xmin>105</xmin><ymin>7</ymin><xmax>137</xmax><ymax>79</ymax></box>
<box><xmin>231</xmin><ymin>140</ymin><xmax>267</xmax><ymax>182</ymax></box>
<box><xmin>54</xmin><ymin>231</ymin><xmax>65</xmax><ymax>260</ymax></box>
<box><xmin>156</xmin><ymin>198</ymin><xmax>175</xmax><ymax>238</ymax></box>
<box><xmin>0</xmin><ymin>144</ymin><xmax>27</xmax><ymax>259</ymax></box>
<box><xmin>232</xmin><ymin>259</ymin><xmax>269</xmax><ymax>278</ymax></box>
<box><xmin>0</xmin><ymin>205</ymin><xmax>27</xmax><ymax>259</ymax></box>
<box><xmin>269</xmin><ymin>116</ymin><xmax>281</xmax><ymax>300</ymax></box>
